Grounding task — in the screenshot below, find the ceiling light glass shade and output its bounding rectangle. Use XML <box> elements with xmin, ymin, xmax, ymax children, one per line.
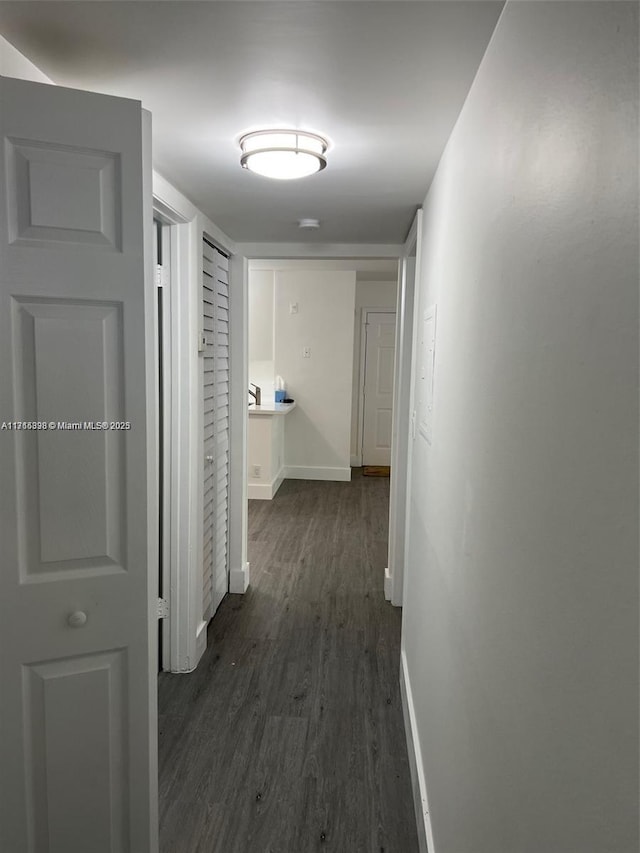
<box><xmin>240</xmin><ymin>130</ymin><xmax>327</xmax><ymax>180</ymax></box>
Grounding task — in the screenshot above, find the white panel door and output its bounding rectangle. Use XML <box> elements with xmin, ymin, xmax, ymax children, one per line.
<box><xmin>363</xmin><ymin>311</ymin><xmax>396</xmax><ymax>466</ymax></box>
<box><xmin>0</xmin><ymin>77</ymin><xmax>157</xmax><ymax>852</ymax></box>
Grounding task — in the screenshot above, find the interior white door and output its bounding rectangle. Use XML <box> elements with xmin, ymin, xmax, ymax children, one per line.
<box><xmin>202</xmin><ymin>240</ymin><xmax>229</xmax><ymax>622</ymax></box>
<box><xmin>362</xmin><ymin>311</ymin><xmax>396</xmax><ymax>466</ymax></box>
<box><xmin>212</xmin><ymin>249</ymin><xmax>230</xmax><ymax>612</ymax></box>
<box><xmin>0</xmin><ymin>77</ymin><xmax>157</xmax><ymax>852</ymax></box>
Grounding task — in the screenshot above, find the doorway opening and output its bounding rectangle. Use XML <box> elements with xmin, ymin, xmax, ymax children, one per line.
<box><xmin>245</xmin><ymin>258</ymin><xmax>399</xmax><ymax>529</ymax></box>
<box><xmin>153</xmin><ymin>216</ymin><xmax>172</xmax><ymax>670</ymax></box>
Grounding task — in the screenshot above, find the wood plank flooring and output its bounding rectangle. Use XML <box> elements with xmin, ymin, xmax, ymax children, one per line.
<box><xmin>158</xmin><ymin>470</ymin><xmax>419</xmax><ymax>853</ymax></box>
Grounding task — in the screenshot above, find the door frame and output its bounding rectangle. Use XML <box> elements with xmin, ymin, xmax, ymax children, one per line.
<box><xmin>235</xmin><ymin>246</ymin><xmax>404</xmax><ymax>595</ymax></box>
<box><xmin>357</xmin><ymin>307</ymin><xmax>396</xmax><ymax>467</ymax></box>
<box><xmin>152</xmin><ymin>194</ymin><xmax>195</xmax><ymax>672</ymax></box>
<box><xmin>153</xmin><ymin>215</ymin><xmax>173</xmax><ymax>671</ymax></box>
<box><xmin>386</xmin><ymin>210</ymin><xmax>423</xmax><ymax>605</ymax></box>
<box><xmin>152</xmin><ymin>179</ymin><xmax>237</xmax><ymax>672</ymax></box>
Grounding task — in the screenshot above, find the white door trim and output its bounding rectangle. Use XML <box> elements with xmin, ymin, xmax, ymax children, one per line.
<box><xmin>153</xmin><ymin>217</ymin><xmax>173</xmax><ymax>673</ymax></box>
<box><xmin>235</xmin><ymin>248</ymin><xmax>404</xmax><ymax>597</ymax></box>
<box><xmin>228</xmin><ymin>253</ymin><xmax>250</xmax><ymax>593</ymax></box>
<box><xmin>152</xmin><ymin>175</ymin><xmax>236</xmax><ymax>672</ymax></box>
<box><xmin>386</xmin><ymin>210</ymin><xmax>423</xmax><ymax>606</ymax></box>
<box><xmin>357</xmin><ymin>307</ymin><xmax>396</xmax><ymax>467</ymax></box>
<box><xmin>143</xmin><ymin>114</ymin><xmax>160</xmax><ymax>852</ymax></box>
<box><xmin>151</xmin><ymin>194</ymin><xmax>196</xmax><ymax>672</ymax></box>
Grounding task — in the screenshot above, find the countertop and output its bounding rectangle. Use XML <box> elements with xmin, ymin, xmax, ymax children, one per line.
<box><xmin>248</xmin><ymin>401</ymin><xmax>297</xmax><ymax>416</ymax></box>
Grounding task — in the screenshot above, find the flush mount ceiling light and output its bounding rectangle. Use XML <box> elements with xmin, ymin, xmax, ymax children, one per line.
<box><xmin>240</xmin><ymin>130</ymin><xmax>327</xmax><ymax>180</ymax></box>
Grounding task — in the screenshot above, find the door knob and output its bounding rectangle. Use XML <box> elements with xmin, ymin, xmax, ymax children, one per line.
<box><xmin>205</xmin><ymin>455</ymin><xmax>214</xmax><ymax>463</ymax></box>
<box><xmin>67</xmin><ymin>610</ymin><xmax>88</xmax><ymax>628</ymax></box>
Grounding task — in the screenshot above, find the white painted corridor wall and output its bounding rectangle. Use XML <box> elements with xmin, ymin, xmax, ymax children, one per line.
<box><xmin>401</xmin><ymin>3</ymin><xmax>639</xmax><ymax>852</ymax></box>
<box><xmin>275</xmin><ymin>269</ymin><xmax>355</xmax><ymax>480</ymax></box>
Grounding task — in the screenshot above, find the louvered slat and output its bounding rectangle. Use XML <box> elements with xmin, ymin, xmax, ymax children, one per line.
<box><xmin>202</xmin><ymin>237</ymin><xmax>230</xmax><ymax>623</ymax></box>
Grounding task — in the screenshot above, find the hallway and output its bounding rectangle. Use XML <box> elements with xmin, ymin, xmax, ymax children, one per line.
<box><xmin>158</xmin><ymin>471</ymin><xmax>419</xmax><ymax>852</ymax></box>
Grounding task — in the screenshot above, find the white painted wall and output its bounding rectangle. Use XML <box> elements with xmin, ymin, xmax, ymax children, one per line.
<box><xmin>350</xmin><ymin>278</ymin><xmax>398</xmax><ymax>464</ymax></box>
<box><xmin>248</xmin><ymin>270</ymin><xmax>275</xmax><ymax>403</ymax></box>
<box><xmin>248</xmin><ymin>270</ymin><xmax>274</xmax><ymax>361</ymax></box>
<box><xmin>0</xmin><ymin>35</ymin><xmax>53</xmax><ymax>83</ymax></box>
<box><xmin>401</xmin><ymin>3</ymin><xmax>638</xmax><ymax>852</ymax></box>
<box><xmin>274</xmin><ymin>269</ymin><xmax>356</xmax><ymax>480</ymax></box>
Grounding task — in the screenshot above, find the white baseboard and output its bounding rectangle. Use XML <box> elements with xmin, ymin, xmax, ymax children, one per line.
<box><xmin>248</xmin><ymin>481</ymin><xmax>272</xmax><ymax>499</ymax></box>
<box><xmin>350</xmin><ymin>454</ymin><xmax>362</xmax><ymax>467</ymax></box>
<box><xmin>400</xmin><ymin>649</ymin><xmax>435</xmax><ymax>853</ymax></box>
<box><xmin>284</xmin><ymin>465</ymin><xmax>351</xmax><ymax>482</ymax></box>
<box><xmin>229</xmin><ymin>561</ymin><xmax>250</xmax><ymax>593</ymax></box>
<box><xmin>194</xmin><ymin>619</ymin><xmax>208</xmax><ymax>670</ymax></box>
<box><xmin>248</xmin><ymin>468</ymin><xmax>285</xmax><ymax>500</ymax></box>
<box><xmin>272</xmin><ymin>467</ymin><xmax>285</xmax><ymax>496</ymax></box>
<box><xmin>384</xmin><ymin>567</ymin><xmax>393</xmax><ymax>601</ymax></box>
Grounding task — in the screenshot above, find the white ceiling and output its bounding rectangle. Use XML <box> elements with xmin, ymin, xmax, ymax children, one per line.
<box><xmin>0</xmin><ymin>1</ymin><xmax>504</xmax><ymax>244</ymax></box>
<box><xmin>250</xmin><ymin>257</ymin><xmax>399</xmax><ymax>279</ymax></box>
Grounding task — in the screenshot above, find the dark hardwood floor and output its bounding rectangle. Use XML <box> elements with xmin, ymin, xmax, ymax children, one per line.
<box><xmin>158</xmin><ymin>470</ymin><xmax>419</xmax><ymax>853</ymax></box>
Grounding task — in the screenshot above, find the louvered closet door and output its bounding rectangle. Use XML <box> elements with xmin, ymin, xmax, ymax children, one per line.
<box><xmin>202</xmin><ymin>239</ymin><xmax>230</xmax><ymax>622</ymax></box>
